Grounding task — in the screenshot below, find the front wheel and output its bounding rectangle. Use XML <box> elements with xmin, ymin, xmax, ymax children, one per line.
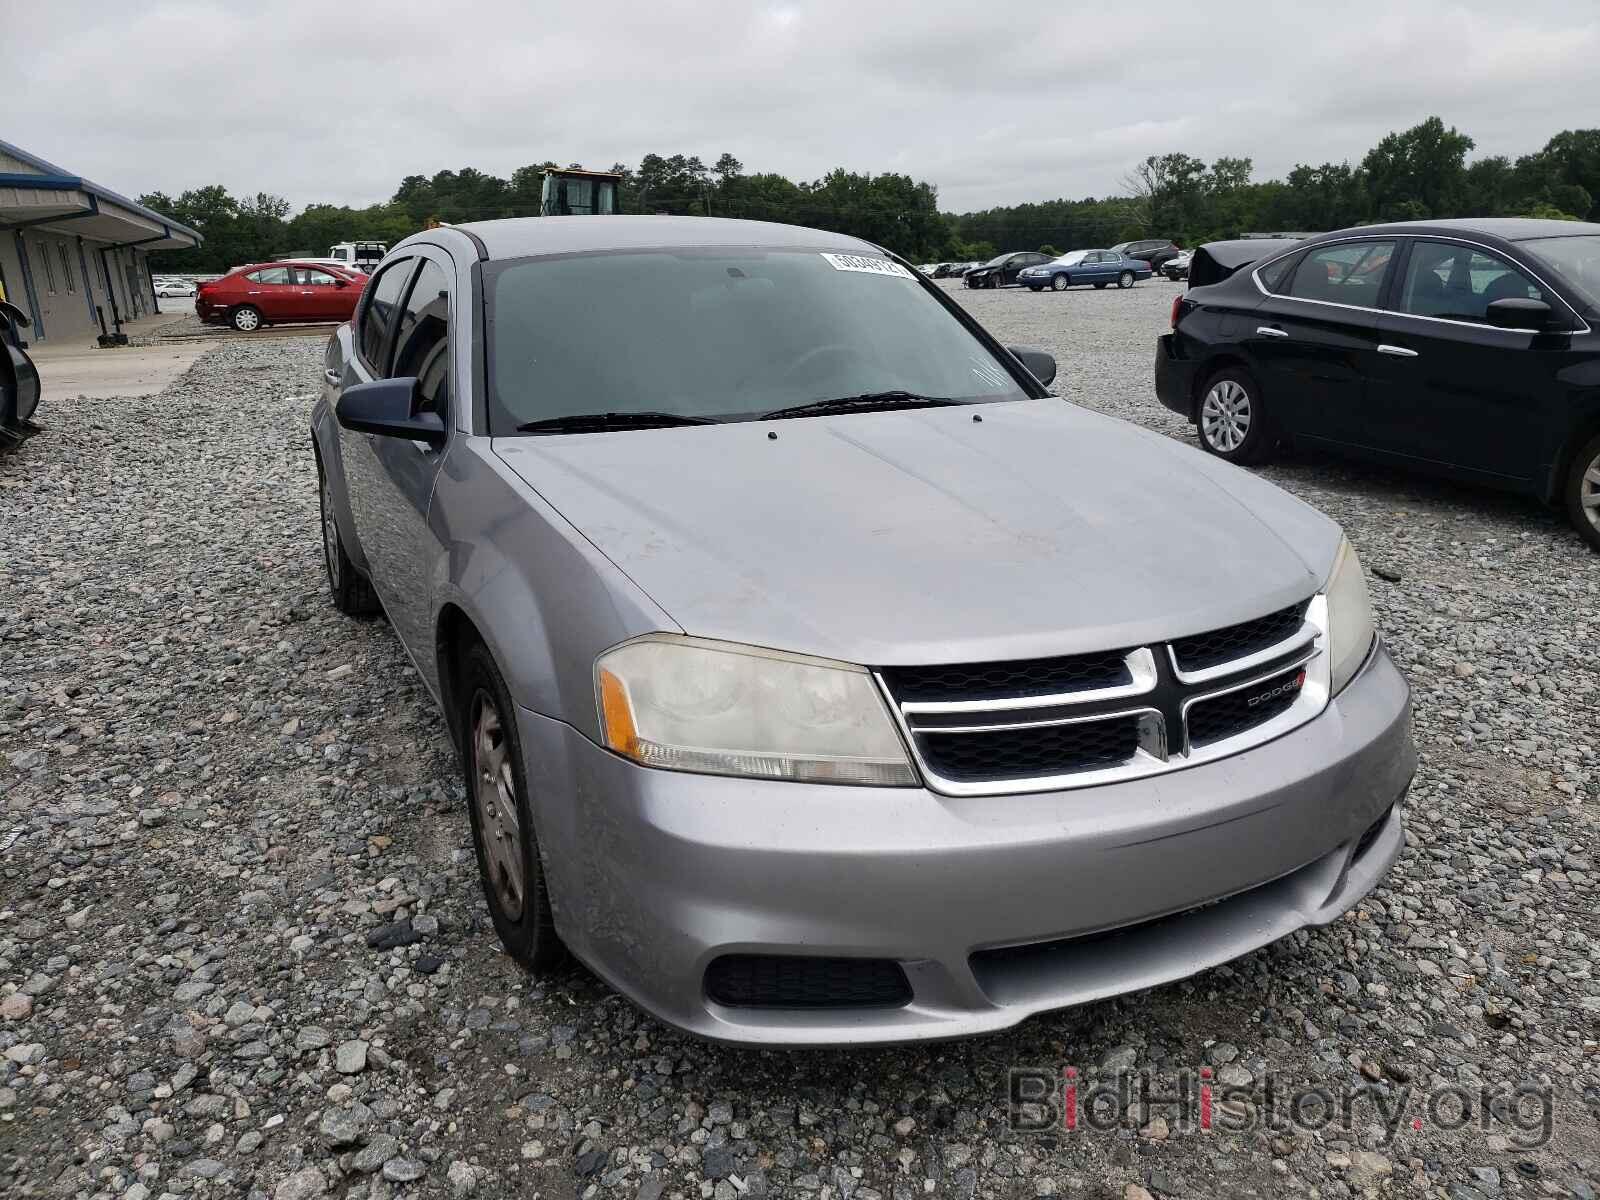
<box><xmin>1051</xmin><ymin>274</ymin><xmax>1069</xmax><ymax>292</ymax></box>
<box><xmin>318</xmin><ymin>463</ymin><xmax>380</xmax><ymax>615</ymax></box>
<box><xmin>459</xmin><ymin>640</ymin><xmax>564</xmax><ymax>971</ymax></box>
<box><xmin>231</xmin><ymin>305</ymin><xmax>262</xmax><ymax>332</ymax></box>
<box><xmin>1196</xmin><ymin>367</ymin><xmax>1274</xmax><ymax>465</ymax></box>
<box><xmin>1564</xmin><ymin>431</ymin><xmax>1600</xmax><ymax>552</ymax></box>
<box><xmin>988</xmin><ymin>274</ymin><xmax>1000</xmax><ymax>289</ymax></box>
<box><xmin>1118</xmin><ymin>270</ymin><xmax>1135</xmax><ymax>289</ymax></box>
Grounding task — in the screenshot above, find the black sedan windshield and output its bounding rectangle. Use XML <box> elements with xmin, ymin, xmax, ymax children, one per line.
<box><xmin>1521</xmin><ymin>235</ymin><xmax>1600</xmax><ymax>312</ymax></box>
<box><xmin>486</xmin><ymin>249</ymin><xmax>1028</xmax><ymax>432</ymax></box>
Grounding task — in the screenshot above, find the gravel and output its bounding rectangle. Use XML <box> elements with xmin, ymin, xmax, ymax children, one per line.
<box><xmin>2</xmin><ymin>288</ymin><xmax>1597</xmax><ymax>1198</ymax></box>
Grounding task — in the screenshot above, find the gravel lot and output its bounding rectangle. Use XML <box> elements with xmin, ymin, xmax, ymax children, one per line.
<box><xmin>3</xmin><ymin>280</ymin><xmax>1597</xmax><ymax>1200</ymax></box>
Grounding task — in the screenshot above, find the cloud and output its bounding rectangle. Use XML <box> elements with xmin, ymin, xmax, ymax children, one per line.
<box><xmin>4</xmin><ymin>0</ymin><xmax>1597</xmax><ymax>214</ymax></box>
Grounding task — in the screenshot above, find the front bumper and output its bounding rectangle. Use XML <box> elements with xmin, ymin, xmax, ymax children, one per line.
<box><xmin>1154</xmin><ymin>332</ymin><xmax>1198</xmax><ymax>418</ymax></box>
<box><xmin>519</xmin><ymin>644</ymin><xmax>1413</xmax><ymax>1045</ymax></box>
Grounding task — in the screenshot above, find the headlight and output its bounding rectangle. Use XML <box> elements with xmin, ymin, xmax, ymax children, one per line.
<box><xmin>1325</xmin><ymin>536</ymin><xmax>1375</xmax><ymax>695</ymax></box>
<box><xmin>596</xmin><ymin>636</ymin><xmax>916</xmax><ymax>786</ymax></box>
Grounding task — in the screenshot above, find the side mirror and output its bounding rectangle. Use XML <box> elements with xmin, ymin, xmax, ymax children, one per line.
<box><xmin>335</xmin><ymin>377</ymin><xmax>446</xmax><ymax>447</ymax></box>
<box><xmin>335</xmin><ymin>277</ymin><xmax>349</xmax><ymax>288</ymax></box>
<box><xmin>1008</xmin><ymin>345</ymin><xmax>1057</xmax><ymax>386</ymax></box>
<box><xmin>1485</xmin><ymin>297</ymin><xmax>1554</xmax><ymax>331</ymax></box>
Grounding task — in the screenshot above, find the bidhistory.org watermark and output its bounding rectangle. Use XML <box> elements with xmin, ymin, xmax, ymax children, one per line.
<box><xmin>1007</xmin><ymin>1065</ymin><xmax>1554</xmax><ymax>1149</ymax></box>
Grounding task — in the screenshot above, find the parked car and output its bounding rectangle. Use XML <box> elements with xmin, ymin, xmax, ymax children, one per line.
<box><xmin>155</xmin><ymin>279</ymin><xmax>196</xmax><ymax>297</ymax></box>
<box><xmin>1162</xmin><ymin>250</ymin><xmax>1193</xmax><ymax>281</ymax></box>
<box><xmin>1111</xmin><ymin>238</ymin><xmax>1183</xmax><ymax>272</ymax></box>
<box><xmin>197</xmin><ymin>262</ymin><xmax>368</xmax><ymax>331</ymax></box>
<box><xmin>963</xmin><ymin>251</ymin><xmax>1053</xmax><ymax>288</ymax></box>
<box><xmin>1</xmin><ymin>300</ymin><xmax>41</xmax><ymax>449</ymax></box>
<box><xmin>313</xmin><ymin>215</ymin><xmax>1413</xmax><ymax>1045</ymax></box>
<box><xmin>1018</xmin><ymin>249</ymin><xmax>1153</xmax><ymax>291</ymax></box>
<box><xmin>1183</xmin><ymin>238</ymin><xmax>1306</xmax><ymax>288</ymax></box>
<box><xmin>1156</xmin><ymin>218</ymin><xmax>1600</xmax><ymax>551</ymax></box>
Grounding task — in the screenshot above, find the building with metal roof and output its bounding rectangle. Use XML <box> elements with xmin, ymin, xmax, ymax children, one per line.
<box><xmin>0</xmin><ymin>139</ymin><xmax>201</xmax><ymax>343</ymax></box>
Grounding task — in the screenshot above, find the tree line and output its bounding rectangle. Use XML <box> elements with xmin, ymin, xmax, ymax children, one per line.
<box><xmin>140</xmin><ymin>118</ymin><xmax>1599</xmax><ymax>273</ymax></box>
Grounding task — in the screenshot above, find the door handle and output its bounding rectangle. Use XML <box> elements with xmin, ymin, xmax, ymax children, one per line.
<box><xmin>1377</xmin><ymin>344</ymin><xmax>1418</xmax><ymax>358</ymax></box>
<box><xmin>1255</xmin><ymin>326</ymin><xmax>1288</xmax><ymax>338</ymax></box>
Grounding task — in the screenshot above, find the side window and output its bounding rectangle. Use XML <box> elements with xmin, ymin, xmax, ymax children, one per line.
<box><xmin>1258</xmin><ymin>253</ymin><xmax>1301</xmax><ymax>293</ymax></box>
<box><xmin>297</xmin><ymin>267</ymin><xmax>340</xmax><ymax>286</ymax></box>
<box><xmin>1396</xmin><ymin>241</ymin><xmax>1545</xmax><ymax>324</ymax></box>
<box><xmin>389</xmin><ymin>260</ymin><xmax>450</xmax><ymax>418</ymax></box>
<box><xmin>38</xmin><ymin>242</ymin><xmax>56</xmax><ymax>293</ymax></box>
<box><xmin>1284</xmin><ymin>240</ymin><xmax>1395</xmax><ymax>308</ymax></box>
<box><xmin>246</xmin><ymin>266</ymin><xmax>293</xmax><ymax>285</ymax></box>
<box><xmin>59</xmin><ymin>245</ymin><xmax>76</xmax><ymax>293</ymax></box>
<box><xmin>358</xmin><ymin>259</ymin><xmax>414</xmax><ymax>372</ymax></box>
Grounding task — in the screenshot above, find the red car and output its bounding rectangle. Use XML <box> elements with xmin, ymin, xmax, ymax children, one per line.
<box><xmin>196</xmin><ymin>261</ymin><xmax>368</xmax><ymax>332</ymax></box>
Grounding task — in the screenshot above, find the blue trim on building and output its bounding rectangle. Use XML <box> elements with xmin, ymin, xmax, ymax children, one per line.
<box><xmin>0</xmin><ymin>139</ymin><xmax>202</xmax><ymax>244</ymax></box>
<box><xmin>13</xmin><ymin>231</ymin><xmax>44</xmax><ymax>340</ymax></box>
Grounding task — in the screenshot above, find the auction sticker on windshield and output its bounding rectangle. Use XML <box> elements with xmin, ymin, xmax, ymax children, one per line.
<box><xmin>820</xmin><ymin>253</ymin><xmax>915</xmax><ymax>279</ymax></box>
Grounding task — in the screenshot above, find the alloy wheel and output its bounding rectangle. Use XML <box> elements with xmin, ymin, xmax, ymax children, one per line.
<box><xmin>471</xmin><ymin>693</ymin><xmax>525</xmax><ymax>921</ymax></box>
<box><xmin>233</xmin><ymin>307</ymin><xmax>260</xmax><ymax>331</ymax></box>
<box><xmin>1582</xmin><ymin>449</ymin><xmax>1600</xmax><ymax>534</ymax></box>
<box><xmin>1201</xmin><ymin>380</ymin><xmax>1252</xmax><ymax>453</ymax></box>
<box><xmin>319</xmin><ymin>472</ymin><xmax>342</xmax><ymax>589</ymax></box>
<box><xmin>1052</xmin><ymin>275</ymin><xmax>1068</xmax><ymax>291</ymax></box>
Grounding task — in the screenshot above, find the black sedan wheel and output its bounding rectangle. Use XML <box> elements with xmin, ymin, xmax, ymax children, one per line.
<box><xmin>1051</xmin><ymin>275</ymin><xmax>1069</xmax><ymax>292</ymax></box>
<box><xmin>1565</xmin><ymin>431</ymin><xmax>1600</xmax><ymax>552</ymax></box>
<box><xmin>1118</xmin><ymin>270</ymin><xmax>1135</xmax><ymax>289</ymax></box>
<box><xmin>1197</xmin><ymin>367</ymin><xmax>1273</xmax><ymax>465</ymax></box>
<box><xmin>988</xmin><ymin>274</ymin><xmax>1000</xmax><ymax>289</ymax></box>
<box><xmin>460</xmin><ymin>640</ymin><xmax>564</xmax><ymax>971</ymax></box>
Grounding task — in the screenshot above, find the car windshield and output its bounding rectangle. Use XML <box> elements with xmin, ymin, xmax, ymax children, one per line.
<box><xmin>1054</xmin><ymin>251</ymin><xmax>1087</xmax><ymax>265</ymax></box>
<box><xmin>486</xmin><ymin>248</ymin><xmax>1030</xmax><ymax>432</ymax></box>
<box><xmin>1520</xmin><ymin>235</ymin><xmax>1600</xmax><ymax>312</ymax></box>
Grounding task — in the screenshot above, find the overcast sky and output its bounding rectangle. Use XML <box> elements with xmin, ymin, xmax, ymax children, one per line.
<box><xmin>5</xmin><ymin>0</ymin><xmax>1598</xmax><ymax>215</ymax></box>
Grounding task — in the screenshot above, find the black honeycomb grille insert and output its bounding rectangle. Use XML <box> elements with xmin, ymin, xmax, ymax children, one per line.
<box><xmin>881</xmin><ymin>649</ymin><xmax>1130</xmax><ymax>704</ymax></box>
<box><xmin>1186</xmin><ymin>665</ymin><xmax>1304</xmax><ymax>747</ymax></box>
<box><xmin>704</xmin><ymin>955</ymin><xmax>911</xmax><ymax>1009</ymax></box>
<box><xmin>1171</xmin><ymin>602</ymin><xmax>1307</xmax><ymax>674</ymax></box>
<box><xmin>918</xmin><ymin>717</ymin><xmax>1140</xmax><ymax>782</ymax></box>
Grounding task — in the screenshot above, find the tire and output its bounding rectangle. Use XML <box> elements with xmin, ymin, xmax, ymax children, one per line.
<box><xmin>1027</xmin><ymin>286</ymin><xmax>1042</xmax><ymax>292</ymax></box>
<box><xmin>317</xmin><ymin>460</ymin><xmax>380</xmax><ymax>616</ymax></box>
<box><xmin>1563</xmin><ymin>431</ymin><xmax>1600</xmax><ymax>552</ymax></box>
<box><xmin>988</xmin><ymin>274</ymin><xmax>1000</xmax><ymax>289</ymax></box>
<box><xmin>1051</xmin><ymin>275</ymin><xmax>1069</xmax><ymax>292</ymax></box>
<box><xmin>231</xmin><ymin>305</ymin><xmax>262</xmax><ymax>332</ymax></box>
<box><xmin>458</xmin><ymin>639</ymin><xmax>564</xmax><ymax>971</ymax></box>
<box><xmin>1196</xmin><ymin>366</ymin><xmax>1274</xmax><ymax>465</ymax></box>
<box><xmin>1118</xmin><ymin>271</ymin><xmax>1135</xmax><ymax>289</ymax></box>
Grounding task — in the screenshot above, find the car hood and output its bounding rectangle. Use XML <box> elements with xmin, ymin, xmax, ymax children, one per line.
<box><xmin>493</xmin><ymin>400</ymin><xmax>1342</xmax><ymax>667</ymax></box>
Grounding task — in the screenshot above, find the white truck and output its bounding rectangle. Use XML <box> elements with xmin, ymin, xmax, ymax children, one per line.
<box><xmin>327</xmin><ymin>242</ymin><xmax>387</xmax><ymax>273</ymax></box>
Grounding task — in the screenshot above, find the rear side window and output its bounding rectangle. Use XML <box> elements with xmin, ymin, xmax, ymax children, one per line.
<box><xmin>1397</xmin><ymin>241</ymin><xmax>1544</xmax><ymax>324</ymax></box>
<box><xmin>246</xmin><ymin>266</ymin><xmax>292</xmax><ymax>285</ymax></box>
<box><xmin>389</xmin><ymin>259</ymin><xmax>450</xmax><ymax>418</ymax></box>
<box><xmin>1284</xmin><ymin>240</ymin><xmax>1395</xmax><ymax>308</ymax></box>
<box><xmin>1257</xmin><ymin>253</ymin><xmax>1301</xmax><ymax>293</ymax></box>
<box><xmin>358</xmin><ymin>259</ymin><xmax>413</xmax><ymax>371</ymax></box>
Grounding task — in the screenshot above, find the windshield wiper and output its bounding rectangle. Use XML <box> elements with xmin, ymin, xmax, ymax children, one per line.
<box><xmin>757</xmin><ymin>391</ymin><xmax>958</xmax><ymax>421</ymax></box>
<box><xmin>515</xmin><ymin>411</ymin><xmax>718</xmax><ymax>434</ymax></box>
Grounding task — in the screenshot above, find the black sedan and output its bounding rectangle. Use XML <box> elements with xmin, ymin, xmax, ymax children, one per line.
<box><xmin>963</xmin><ymin>251</ymin><xmax>1052</xmax><ymax>288</ymax></box>
<box><xmin>1155</xmin><ymin>218</ymin><xmax>1600</xmax><ymax>550</ymax></box>
<box><xmin>1</xmin><ymin>300</ymin><xmax>41</xmax><ymax>450</ymax></box>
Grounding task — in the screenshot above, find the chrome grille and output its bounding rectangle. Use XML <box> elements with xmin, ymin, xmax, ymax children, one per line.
<box><xmin>878</xmin><ymin>597</ymin><xmax>1329</xmax><ymax>796</ymax></box>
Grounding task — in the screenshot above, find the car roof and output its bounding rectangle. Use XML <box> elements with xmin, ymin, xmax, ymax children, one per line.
<box><xmin>1317</xmin><ymin>217</ymin><xmax>1600</xmax><ymax>243</ymax></box>
<box><xmin>405</xmin><ymin>215</ymin><xmax>890</xmax><ymax>262</ymax></box>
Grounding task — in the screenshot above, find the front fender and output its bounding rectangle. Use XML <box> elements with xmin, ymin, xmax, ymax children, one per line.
<box><xmin>310</xmin><ymin>328</ymin><xmax>373</xmax><ymax>576</ymax></box>
<box><xmin>429</xmin><ymin>441</ymin><xmax>680</xmax><ymax>739</ymax></box>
